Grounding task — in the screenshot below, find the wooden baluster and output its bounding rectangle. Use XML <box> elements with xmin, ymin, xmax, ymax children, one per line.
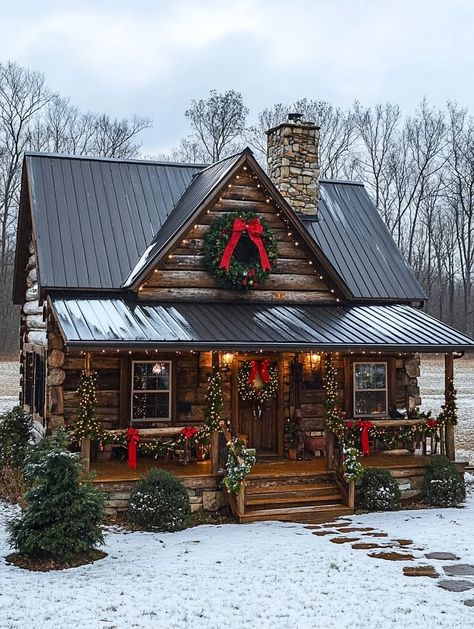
<box><xmin>236</xmin><ymin>483</ymin><xmax>245</xmax><ymax>516</ymax></box>
<box><xmin>211</xmin><ymin>429</ymin><xmax>220</xmax><ymax>474</ymax></box>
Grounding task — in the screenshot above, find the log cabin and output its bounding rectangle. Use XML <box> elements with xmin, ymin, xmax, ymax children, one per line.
<box><xmin>12</xmin><ymin>115</ymin><xmax>474</xmax><ymax>521</ymax></box>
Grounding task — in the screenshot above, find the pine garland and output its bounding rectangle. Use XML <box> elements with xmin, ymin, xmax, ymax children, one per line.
<box><xmin>73</xmin><ymin>371</ymin><xmax>104</xmax><ymax>441</ymax></box>
<box><xmin>323</xmin><ymin>355</ymin><xmax>346</xmax><ymax>436</ymax></box>
<box><xmin>204</xmin><ymin>366</ymin><xmax>223</xmax><ymax>432</ymax></box>
<box><xmin>223</xmin><ymin>439</ymin><xmax>256</xmax><ymax>494</ymax></box>
<box><xmin>438</xmin><ymin>378</ymin><xmax>458</xmax><ymax>426</ymax></box>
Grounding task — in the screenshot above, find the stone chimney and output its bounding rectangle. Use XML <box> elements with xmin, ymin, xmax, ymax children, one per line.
<box><xmin>266</xmin><ymin>114</ymin><xmax>320</xmax><ymax>216</ymax></box>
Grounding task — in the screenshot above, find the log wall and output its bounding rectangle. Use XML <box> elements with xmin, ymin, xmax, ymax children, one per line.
<box><xmin>139</xmin><ymin>167</ymin><xmax>339</xmax><ymax>304</ymax></box>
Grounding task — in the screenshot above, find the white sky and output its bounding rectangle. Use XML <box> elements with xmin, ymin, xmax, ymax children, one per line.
<box><xmin>0</xmin><ymin>0</ymin><xmax>472</xmax><ymax>155</ymax></box>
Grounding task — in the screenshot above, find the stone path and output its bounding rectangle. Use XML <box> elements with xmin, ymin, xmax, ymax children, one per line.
<box><xmin>306</xmin><ymin>517</ymin><xmax>474</xmax><ymax>608</ymax></box>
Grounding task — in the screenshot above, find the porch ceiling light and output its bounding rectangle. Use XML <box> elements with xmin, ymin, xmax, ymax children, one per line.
<box><xmin>309</xmin><ymin>352</ymin><xmax>321</xmax><ymax>371</ymax></box>
<box><xmin>221</xmin><ymin>352</ymin><xmax>235</xmax><ymax>367</ymax></box>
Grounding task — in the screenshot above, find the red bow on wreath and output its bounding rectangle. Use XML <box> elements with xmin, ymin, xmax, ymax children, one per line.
<box><xmin>126</xmin><ymin>427</ymin><xmax>139</xmax><ymax>469</ymax></box>
<box><xmin>357</xmin><ymin>420</ymin><xmax>374</xmax><ymax>456</ymax></box>
<box><xmin>248</xmin><ymin>358</ymin><xmax>271</xmax><ymax>387</ymax></box>
<box><xmin>219</xmin><ymin>218</ymin><xmax>272</xmax><ymax>272</ymax></box>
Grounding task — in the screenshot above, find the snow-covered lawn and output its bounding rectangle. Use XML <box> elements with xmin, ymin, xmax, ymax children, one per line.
<box><xmin>1</xmin><ymin>482</ymin><xmax>474</xmax><ymax>629</ymax></box>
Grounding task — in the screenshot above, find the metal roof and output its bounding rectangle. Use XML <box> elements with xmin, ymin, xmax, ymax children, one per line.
<box><xmin>22</xmin><ymin>149</ymin><xmax>426</xmax><ymax>302</ymax></box>
<box><xmin>124</xmin><ymin>151</ymin><xmax>244</xmax><ymax>286</ymax></box>
<box><xmin>50</xmin><ymin>298</ymin><xmax>474</xmax><ymax>351</ymax></box>
<box><xmin>25</xmin><ymin>153</ymin><xmax>205</xmax><ymax>291</ymax></box>
<box><xmin>303</xmin><ymin>181</ymin><xmax>427</xmax><ymax>301</ymax></box>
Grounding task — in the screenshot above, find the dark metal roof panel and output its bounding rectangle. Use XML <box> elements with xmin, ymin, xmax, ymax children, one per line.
<box><xmin>124</xmin><ymin>152</ymin><xmax>243</xmax><ymax>286</ymax></box>
<box><xmin>304</xmin><ymin>182</ymin><xmax>427</xmax><ymax>301</ymax></box>
<box><xmin>26</xmin><ymin>153</ymin><xmax>205</xmax><ymax>290</ymax></box>
<box><xmin>50</xmin><ymin>298</ymin><xmax>474</xmax><ymax>351</ymax></box>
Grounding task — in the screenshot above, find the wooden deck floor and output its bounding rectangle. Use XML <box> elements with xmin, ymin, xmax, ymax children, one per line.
<box><xmin>91</xmin><ymin>452</ymin><xmax>436</xmax><ymax>482</ymax></box>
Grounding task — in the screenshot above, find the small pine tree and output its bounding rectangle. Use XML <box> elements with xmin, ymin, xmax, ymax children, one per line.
<box><xmin>8</xmin><ymin>431</ymin><xmax>104</xmax><ymax>562</ymax></box>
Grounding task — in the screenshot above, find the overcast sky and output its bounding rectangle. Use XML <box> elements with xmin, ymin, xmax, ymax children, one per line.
<box><xmin>0</xmin><ymin>0</ymin><xmax>472</xmax><ymax>155</ymax></box>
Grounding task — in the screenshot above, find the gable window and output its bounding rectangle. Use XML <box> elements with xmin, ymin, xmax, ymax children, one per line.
<box><xmin>353</xmin><ymin>362</ymin><xmax>387</xmax><ymax>417</ymax></box>
<box><xmin>131</xmin><ymin>361</ymin><xmax>171</xmax><ymax>423</ymax></box>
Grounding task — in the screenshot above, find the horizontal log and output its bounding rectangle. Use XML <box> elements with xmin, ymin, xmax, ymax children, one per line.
<box><xmin>170</xmin><ymin>238</ymin><xmax>307</xmax><ymax>260</ymax></box>
<box><xmin>23</xmin><ymin>300</ymin><xmax>43</xmax><ymax>316</ymax></box>
<box><xmin>64</xmin><ymin>390</ymin><xmax>120</xmax><ymax>406</ymax></box>
<box><xmin>26</xmin><ymin>314</ymin><xmax>45</xmax><ymax>330</ymax></box>
<box><xmin>146</xmin><ymin>269</ymin><xmax>329</xmax><ymax>292</ymax></box>
<box><xmin>47</xmin><ymin>349</ymin><xmax>65</xmax><ymax>368</ymax></box>
<box><xmin>221</xmin><ymin>185</ymin><xmax>267</xmax><ymax>202</ymax></box>
<box><xmin>213</xmin><ymin>199</ymin><xmax>275</xmax><ymax>214</ymax></box>
<box><xmin>47</xmin><ymin>368</ymin><xmax>66</xmax><ymax>386</ymax></box>
<box><xmin>161</xmin><ymin>255</ymin><xmax>318</xmax><ymax>276</ymax></box>
<box><xmin>202</xmin><ymin>211</ymin><xmax>282</xmax><ymax>228</ymax></box>
<box><xmin>139</xmin><ymin>286</ymin><xmax>337</xmax><ymax>304</ymax></box>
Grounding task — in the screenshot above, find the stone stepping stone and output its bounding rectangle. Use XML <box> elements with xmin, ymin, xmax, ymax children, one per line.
<box><xmin>352</xmin><ymin>542</ymin><xmax>389</xmax><ymax>550</ymax></box>
<box><xmin>463</xmin><ymin>599</ymin><xmax>474</xmax><ymax>607</ymax></box>
<box><xmin>425</xmin><ymin>552</ymin><xmax>460</xmax><ymax>561</ymax></box>
<box><xmin>443</xmin><ymin>564</ymin><xmax>474</xmax><ymax>577</ymax></box>
<box><xmin>330</xmin><ymin>536</ymin><xmax>360</xmax><ymax>544</ymax></box>
<box><xmin>438</xmin><ymin>579</ymin><xmax>474</xmax><ymax>592</ymax></box>
<box><xmin>368</xmin><ymin>551</ymin><xmax>415</xmax><ymax>561</ymax></box>
<box><xmin>363</xmin><ymin>532</ymin><xmax>388</xmax><ymax>538</ymax></box>
<box><xmin>336</xmin><ymin>526</ymin><xmax>374</xmax><ymax>533</ymax></box>
<box><xmin>394</xmin><ymin>539</ymin><xmax>413</xmax><ymax>547</ymax></box>
<box><xmin>403</xmin><ymin>566</ymin><xmax>439</xmax><ymax>578</ymax></box>
<box><xmin>312</xmin><ymin>530</ymin><xmax>338</xmax><ymax>536</ymax></box>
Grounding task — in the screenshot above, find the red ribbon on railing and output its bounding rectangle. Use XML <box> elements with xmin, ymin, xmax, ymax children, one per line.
<box><xmin>248</xmin><ymin>358</ymin><xmax>271</xmax><ymax>387</ymax></box>
<box><xmin>126</xmin><ymin>428</ymin><xmax>139</xmax><ymax>469</ymax></box>
<box><xmin>181</xmin><ymin>426</ymin><xmax>198</xmax><ymax>440</ymax></box>
<box><xmin>357</xmin><ymin>420</ymin><xmax>374</xmax><ymax>456</ymax></box>
<box><xmin>219</xmin><ymin>218</ymin><xmax>272</xmax><ymax>272</ymax></box>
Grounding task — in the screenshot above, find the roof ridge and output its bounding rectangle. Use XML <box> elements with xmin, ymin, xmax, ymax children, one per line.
<box><xmin>24</xmin><ymin>151</ymin><xmax>208</xmax><ymax>169</ymax></box>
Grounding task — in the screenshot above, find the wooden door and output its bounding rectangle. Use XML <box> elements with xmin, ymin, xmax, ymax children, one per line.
<box><xmin>238</xmin><ymin>399</ymin><xmax>278</xmax><ymax>454</ymax></box>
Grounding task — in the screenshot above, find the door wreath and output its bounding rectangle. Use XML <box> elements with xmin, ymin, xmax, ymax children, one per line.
<box><xmin>238</xmin><ymin>359</ymin><xmax>278</xmax><ymax>418</ymax></box>
<box><xmin>202</xmin><ymin>211</ymin><xmax>278</xmax><ymax>290</ymax></box>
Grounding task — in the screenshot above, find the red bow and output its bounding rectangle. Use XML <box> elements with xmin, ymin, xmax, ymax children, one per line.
<box><xmin>426</xmin><ymin>419</ymin><xmax>438</xmax><ymax>429</ymax></box>
<box><xmin>248</xmin><ymin>358</ymin><xmax>271</xmax><ymax>387</ymax></box>
<box><xmin>181</xmin><ymin>426</ymin><xmax>198</xmax><ymax>440</ymax></box>
<box><xmin>219</xmin><ymin>218</ymin><xmax>272</xmax><ymax>273</ymax></box>
<box><xmin>357</xmin><ymin>420</ymin><xmax>374</xmax><ymax>456</ymax></box>
<box><xmin>126</xmin><ymin>428</ymin><xmax>139</xmax><ymax>469</ymax></box>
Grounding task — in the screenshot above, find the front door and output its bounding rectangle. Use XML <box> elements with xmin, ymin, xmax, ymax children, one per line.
<box><xmin>238</xmin><ymin>399</ymin><xmax>278</xmax><ymax>454</ymax></box>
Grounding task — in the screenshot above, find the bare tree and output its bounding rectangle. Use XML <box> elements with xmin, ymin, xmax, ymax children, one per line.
<box><xmin>183</xmin><ymin>90</ymin><xmax>248</xmax><ymax>162</ymax></box>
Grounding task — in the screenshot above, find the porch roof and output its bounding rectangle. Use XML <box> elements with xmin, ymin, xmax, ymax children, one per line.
<box><xmin>50</xmin><ymin>298</ymin><xmax>474</xmax><ymax>352</ymax></box>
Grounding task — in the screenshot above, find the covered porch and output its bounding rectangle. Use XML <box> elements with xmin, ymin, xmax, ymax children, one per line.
<box><xmin>48</xmin><ymin>297</ymin><xmax>474</xmax><ymax>520</ymax></box>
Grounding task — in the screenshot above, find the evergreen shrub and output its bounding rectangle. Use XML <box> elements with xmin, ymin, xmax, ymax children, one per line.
<box><xmin>359</xmin><ymin>468</ymin><xmax>401</xmax><ymax>512</ymax></box>
<box><xmin>129</xmin><ymin>468</ymin><xmax>191</xmax><ymax>531</ymax></box>
<box><xmin>422</xmin><ymin>455</ymin><xmax>466</xmax><ymax>507</ymax></box>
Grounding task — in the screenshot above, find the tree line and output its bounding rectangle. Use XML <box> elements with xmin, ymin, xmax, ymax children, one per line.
<box><xmin>0</xmin><ymin>64</ymin><xmax>473</xmax><ymax>355</ymax></box>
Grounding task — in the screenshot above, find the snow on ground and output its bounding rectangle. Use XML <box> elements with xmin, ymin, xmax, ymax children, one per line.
<box><xmin>1</xmin><ymin>482</ymin><xmax>474</xmax><ymax>629</ymax></box>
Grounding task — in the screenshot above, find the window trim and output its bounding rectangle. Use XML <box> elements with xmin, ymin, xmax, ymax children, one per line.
<box><xmin>131</xmin><ymin>360</ymin><xmax>172</xmax><ymax>423</ymax></box>
<box><xmin>352</xmin><ymin>361</ymin><xmax>388</xmax><ymax>418</ymax></box>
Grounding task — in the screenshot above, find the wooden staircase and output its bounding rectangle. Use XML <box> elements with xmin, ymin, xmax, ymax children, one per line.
<box><xmin>227</xmin><ymin>468</ymin><xmax>354</xmax><ymax>524</ymax></box>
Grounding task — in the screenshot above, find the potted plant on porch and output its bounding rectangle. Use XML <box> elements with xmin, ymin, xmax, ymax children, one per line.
<box><xmin>284</xmin><ymin>417</ymin><xmax>299</xmax><ymax>460</ymax></box>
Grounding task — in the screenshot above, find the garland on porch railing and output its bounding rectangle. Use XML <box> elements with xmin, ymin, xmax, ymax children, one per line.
<box><xmin>223</xmin><ymin>438</ymin><xmax>256</xmax><ymax>494</ymax></box>
<box><xmin>323</xmin><ymin>351</ymin><xmax>459</xmax><ymax>463</ymax></box>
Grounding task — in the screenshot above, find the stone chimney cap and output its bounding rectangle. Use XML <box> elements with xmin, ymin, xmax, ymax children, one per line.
<box><xmin>288</xmin><ymin>113</ymin><xmax>303</xmax><ymax>123</ymax></box>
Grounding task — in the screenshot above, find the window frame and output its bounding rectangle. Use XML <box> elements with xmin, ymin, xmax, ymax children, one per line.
<box><xmin>352</xmin><ymin>361</ymin><xmax>388</xmax><ymax>418</ymax></box>
<box><xmin>131</xmin><ymin>360</ymin><xmax>172</xmax><ymax>423</ymax></box>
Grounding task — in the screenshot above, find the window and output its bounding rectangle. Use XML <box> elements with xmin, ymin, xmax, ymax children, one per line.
<box><xmin>353</xmin><ymin>362</ymin><xmax>387</xmax><ymax>417</ymax></box>
<box><xmin>131</xmin><ymin>361</ymin><xmax>171</xmax><ymax>423</ymax></box>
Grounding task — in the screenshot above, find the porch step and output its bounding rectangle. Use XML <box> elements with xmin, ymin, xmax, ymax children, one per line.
<box><xmin>238</xmin><ymin>504</ymin><xmax>353</xmax><ymax>524</ymax></box>
<box><xmin>246</xmin><ymin>493</ymin><xmax>343</xmax><ymax>509</ymax></box>
<box><xmin>246</xmin><ymin>481</ymin><xmax>339</xmax><ymax>497</ymax></box>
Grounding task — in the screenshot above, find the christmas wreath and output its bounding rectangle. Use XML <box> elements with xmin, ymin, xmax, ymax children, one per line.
<box><xmin>202</xmin><ymin>211</ymin><xmax>278</xmax><ymax>290</ymax></box>
<box><xmin>238</xmin><ymin>359</ymin><xmax>278</xmax><ymax>418</ymax></box>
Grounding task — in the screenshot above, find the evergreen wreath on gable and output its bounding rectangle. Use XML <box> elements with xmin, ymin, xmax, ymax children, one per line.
<box><xmin>202</xmin><ymin>211</ymin><xmax>278</xmax><ymax>290</ymax></box>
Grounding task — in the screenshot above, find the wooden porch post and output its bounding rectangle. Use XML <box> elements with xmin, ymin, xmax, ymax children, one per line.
<box><xmin>210</xmin><ymin>351</ymin><xmax>220</xmax><ymax>474</ymax></box>
<box><xmin>81</xmin><ymin>351</ymin><xmax>92</xmax><ymax>472</ymax></box>
<box><xmin>445</xmin><ymin>352</ymin><xmax>456</xmax><ymax>461</ymax></box>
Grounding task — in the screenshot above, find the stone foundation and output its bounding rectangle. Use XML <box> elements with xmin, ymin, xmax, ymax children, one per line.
<box><xmin>95</xmin><ymin>477</ymin><xmax>226</xmax><ymax>519</ymax></box>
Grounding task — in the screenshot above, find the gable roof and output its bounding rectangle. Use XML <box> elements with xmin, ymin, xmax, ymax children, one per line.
<box><xmin>304</xmin><ymin>181</ymin><xmax>427</xmax><ymax>301</ymax></box>
<box><xmin>15</xmin><ymin>148</ymin><xmax>427</xmax><ymax>304</ymax></box>
<box><xmin>124</xmin><ymin>151</ymin><xmax>244</xmax><ymax>287</ymax></box>
<box><xmin>18</xmin><ymin>152</ymin><xmax>205</xmax><ymax>297</ymax></box>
